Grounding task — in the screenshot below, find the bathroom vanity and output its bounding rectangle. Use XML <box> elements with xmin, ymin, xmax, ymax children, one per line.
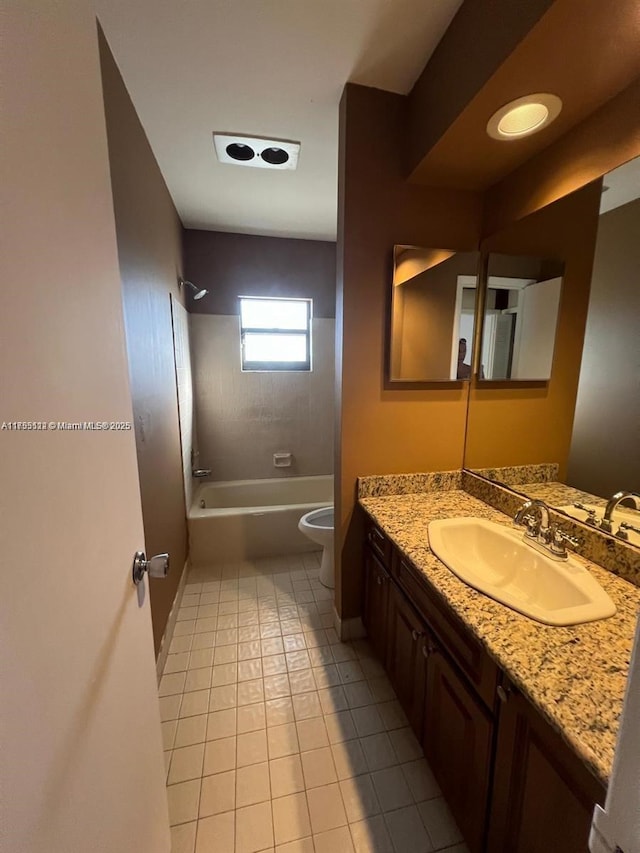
<box><xmin>358</xmin><ymin>484</ymin><xmax>640</xmax><ymax>853</ymax></box>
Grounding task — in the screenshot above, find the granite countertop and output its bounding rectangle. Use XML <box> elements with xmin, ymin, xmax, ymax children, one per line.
<box><xmin>359</xmin><ymin>489</ymin><xmax>640</xmax><ymax>786</ymax></box>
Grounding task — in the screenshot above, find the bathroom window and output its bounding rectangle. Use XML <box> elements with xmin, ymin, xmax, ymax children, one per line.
<box><xmin>239</xmin><ymin>296</ymin><xmax>312</xmax><ymax>371</ymax></box>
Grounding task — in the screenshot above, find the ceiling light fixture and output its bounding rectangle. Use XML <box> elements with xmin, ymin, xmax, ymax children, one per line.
<box><xmin>486</xmin><ymin>93</ymin><xmax>562</xmax><ymax>140</ymax></box>
<box><xmin>213</xmin><ymin>134</ymin><xmax>300</xmax><ymax>170</ymax></box>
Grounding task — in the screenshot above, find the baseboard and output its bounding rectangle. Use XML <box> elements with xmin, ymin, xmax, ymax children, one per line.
<box><xmin>156</xmin><ymin>558</ymin><xmax>190</xmax><ymax>682</ymax></box>
<box><xmin>333</xmin><ymin>606</ymin><xmax>366</xmax><ymax>642</ymax></box>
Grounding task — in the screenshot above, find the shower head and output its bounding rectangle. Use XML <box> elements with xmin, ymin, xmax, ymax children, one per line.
<box><xmin>179</xmin><ymin>278</ymin><xmax>209</xmax><ymax>301</ymax></box>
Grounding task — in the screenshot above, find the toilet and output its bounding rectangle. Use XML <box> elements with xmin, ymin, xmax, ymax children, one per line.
<box><xmin>298</xmin><ymin>506</ymin><xmax>334</xmax><ymax>589</ymax></box>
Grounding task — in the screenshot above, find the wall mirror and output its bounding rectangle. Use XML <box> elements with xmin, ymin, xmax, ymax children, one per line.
<box><xmin>478</xmin><ymin>253</ymin><xmax>564</xmax><ymax>381</ymax></box>
<box><xmin>389</xmin><ymin>246</ymin><xmax>479</xmax><ymax>382</ymax></box>
<box><xmin>465</xmin><ymin>155</ymin><xmax>640</xmax><ymax>548</ymax></box>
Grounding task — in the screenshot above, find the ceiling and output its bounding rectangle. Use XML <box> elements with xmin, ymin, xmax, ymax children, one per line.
<box><xmin>96</xmin><ymin>0</ymin><xmax>463</xmax><ymax>241</ymax></box>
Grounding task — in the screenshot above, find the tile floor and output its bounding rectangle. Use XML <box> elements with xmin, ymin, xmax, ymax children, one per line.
<box><xmin>159</xmin><ymin>551</ymin><xmax>468</xmax><ymax>853</ymax></box>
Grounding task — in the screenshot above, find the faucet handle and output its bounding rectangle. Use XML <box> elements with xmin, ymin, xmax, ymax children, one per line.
<box><xmin>550</xmin><ymin>526</ymin><xmax>581</xmax><ymax>557</ymax></box>
<box><xmin>572</xmin><ymin>503</ymin><xmax>598</xmax><ymax>525</ymax></box>
<box><xmin>617</xmin><ymin>522</ymin><xmax>640</xmax><ymax>541</ymax></box>
<box><xmin>516</xmin><ymin>512</ymin><xmax>539</xmax><ymax>538</ymax></box>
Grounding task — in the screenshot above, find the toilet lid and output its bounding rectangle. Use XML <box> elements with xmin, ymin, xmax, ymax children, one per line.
<box><xmin>307</xmin><ymin>507</ymin><xmax>333</xmax><ymax>528</ymax></box>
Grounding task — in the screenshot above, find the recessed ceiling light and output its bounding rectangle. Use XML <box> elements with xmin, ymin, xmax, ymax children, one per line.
<box><xmin>487</xmin><ymin>94</ymin><xmax>562</xmax><ymax>140</ymax></box>
<box><xmin>213</xmin><ymin>134</ymin><xmax>300</xmax><ymax>170</ymax></box>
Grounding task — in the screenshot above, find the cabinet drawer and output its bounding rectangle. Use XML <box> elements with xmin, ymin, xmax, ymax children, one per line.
<box><xmin>395</xmin><ymin>551</ymin><xmax>499</xmax><ymax>710</ymax></box>
<box><xmin>365</xmin><ymin>519</ymin><xmax>392</xmax><ymax>568</ymax></box>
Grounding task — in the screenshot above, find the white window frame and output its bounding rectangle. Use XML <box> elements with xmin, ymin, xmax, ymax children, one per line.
<box><xmin>239</xmin><ymin>295</ymin><xmax>312</xmax><ymax>372</ymax></box>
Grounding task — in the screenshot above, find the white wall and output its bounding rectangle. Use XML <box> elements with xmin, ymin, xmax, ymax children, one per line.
<box><xmin>191</xmin><ymin>315</ymin><xmax>335</xmax><ymax>481</ymax></box>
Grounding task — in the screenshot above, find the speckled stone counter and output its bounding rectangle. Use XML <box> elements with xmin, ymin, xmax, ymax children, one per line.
<box><xmin>359</xmin><ymin>489</ymin><xmax>640</xmax><ymax>786</ymax></box>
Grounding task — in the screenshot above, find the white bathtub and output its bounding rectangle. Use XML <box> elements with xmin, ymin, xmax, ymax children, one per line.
<box><xmin>188</xmin><ymin>475</ymin><xmax>333</xmax><ymax>565</ymax></box>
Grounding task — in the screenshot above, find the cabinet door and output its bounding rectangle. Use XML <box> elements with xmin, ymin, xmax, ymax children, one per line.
<box><xmin>487</xmin><ymin>684</ymin><xmax>606</xmax><ymax>853</ymax></box>
<box><xmin>363</xmin><ymin>547</ymin><xmax>390</xmax><ymax>663</ymax></box>
<box><xmin>423</xmin><ymin>645</ymin><xmax>493</xmax><ymax>853</ymax></box>
<box><xmin>386</xmin><ymin>582</ymin><xmax>428</xmax><ymax>736</ymax></box>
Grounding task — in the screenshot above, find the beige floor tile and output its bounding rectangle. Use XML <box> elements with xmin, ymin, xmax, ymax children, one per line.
<box><xmin>339</xmin><ymin>775</ymin><xmax>381</xmax><ymax>823</ymax></box>
<box><xmin>180</xmin><ymin>690</ymin><xmax>210</xmax><ymax>719</ymax></box>
<box><xmin>239</xmin><ymin>640</ymin><xmax>262</xmax><ymax>659</ymax></box>
<box><xmin>263</xmin><ymin>654</ymin><xmax>288</xmax><ymax>676</ymax></box>
<box><xmin>203</xmin><ymin>736</ymin><xmax>236</xmax><ymax>775</ymax></box>
<box><xmin>237</xmin><ymin>729</ymin><xmax>268</xmax><ymax>767</ymax></box>
<box><xmin>331</xmin><ymin>645</ymin><xmax>358</xmax><ymax>663</ymax></box>
<box><xmin>195</xmin><ymin>617</ymin><xmax>219</xmax><ymax>634</ymax></box>
<box><xmin>289</xmin><ymin>669</ymin><xmax>317</xmax><ymax>695</ymax></box>
<box><xmin>352</xmin><ymin>706</ymin><xmax>385</xmax><ymax>738</ymax></box>
<box><xmin>235</xmin><ymin>801</ymin><xmax>274</xmax><ymax>853</ymax></box>
<box><xmin>238</xmin><ymin>678</ymin><xmax>266</xmax><ymax>706</ymax></box>
<box><xmin>195</xmin><ymin>811</ymin><xmax>235</xmax><ymax>853</ymax></box>
<box><xmin>265</xmin><ymin>673</ymin><xmax>292</xmax><ymax>700</ymax></box>
<box><xmin>286</xmin><ymin>651</ymin><xmax>312</xmax><ymax>672</ymax></box>
<box><xmin>384</xmin><ymin>805</ymin><xmax>433</xmax><ymax>853</ymax></box>
<box><xmin>342</xmin><ymin>682</ymin><xmax>374</xmax><ymax>709</ymax></box>
<box><xmin>236</xmin><ymin>761</ymin><xmax>271</xmax><ymax>807</ymax></box>
<box><xmin>170</xmin><ymin>635</ymin><xmax>194</xmax><ymax>654</ymax></box>
<box><xmin>178</xmin><ymin>608</ymin><xmax>199</xmax><ymax>623</ymax></box>
<box><xmin>401</xmin><ymin>760</ymin><xmax>440</xmax><ymax>803</ymax></box>
<box><xmin>170</xmin><ymin>820</ymin><xmax>197</xmax><ymax>853</ymax></box>
<box><xmin>191</xmin><ymin>632</ymin><xmax>216</xmax><ymax>650</ymax></box>
<box><xmin>162</xmin><ymin>719</ymin><xmax>178</xmax><ymax>751</ymax></box>
<box><xmin>296</xmin><ymin>717</ymin><xmax>329</xmax><ymax>752</ymax></box>
<box><xmin>167</xmin><ymin>779</ymin><xmax>200</xmax><ymax>826</ymax></box>
<box><xmin>275</xmin><ymin>837</ymin><xmax>314</xmax><ymax>853</ymax></box>
<box><xmin>164</xmin><ymin>749</ymin><xmax>172</xmax><ymax>782</ymax></box>
<box><xmin>292</xmin><ymin>692</ymin><xmax>323</xmax><ymax>721</ymax></box>
<box><xmin>325</xmin><ymin>711</ymin><xmax>357</xmax><ymax>745</ymax></box>
<box><xmin>301</xmin><ymin>747</ymin><xmax>338</xmax><ymax>789</ymax></box>
<box><xmin>367</xmin><ymin>678</ymin><xmax>395</xmax><ymax>704</ymax></box>
<box><xmin>173</xmin><ymin>620</ymin><xmax>196</xmax><ymax>637</ymax></box>
<box><xmin>269</xmin><ymin>755</ymin><xmax>305</xmax><ymax>798</ymax></box>
<box><xmin>307</xmin><ymin>783</ymin><xmax>348</xmax><ymax>834</ymax></box>
<box><xmin>272</xmin><ymin>792</ymin><xmax>312</xmax><ymax>845</ymax></box>
<box><xmin>237</xmin><ymin>701</ymin><xmax>267</xmax><ymax>733</ymax></box>
<box><xmin>207</xmin><ymin>708</ymin><xmax>237</xmax><ymax>741</ymax></box>
<box><xmin>211</xmin><ymin>663</ymin><xmax>237</xmax><ymax>687</ymax></box>
<box><xmin>185</xmin><ymin>667</ymin><xmax>212</xmax><ymax>693</ymax></box>
<box><xmin>389</xmin><ymin>727</ymin><xmax>422</xmax><ymax>763</ymax></box>
<box><xmin>313</xmin><ymin>826</ymin><xmax>355</xmax><ymax>853</ymax></box>
<box><xmin>165</xmin><ymin>653</ymin><xmax>190</xmax><ymax>674</ymax></box>
<box><xmin>159</xmin><ymin>694</ymin><xmax>182</xmax><ymax>722</ymax></box>
<box><xmin>371</xmin><ymin>766</ymin><xmax>413</xmax><ymax>813</ymax></box>
<box><xmin>313</xmin><ymin>664</ymin><xmax>342</xmax><ymax>689</ymax></box>
<box><xmin>238</xmin><ymin>658</ymin><xmax>264</xmax><ymax>681</ymax></box>
<box><xmin>349</xmin><ymin>815</ymin><xmax>394</xmax><ymax>853</ymax></box>
<box><xmin>359</xmin><ymin>733</ymin><xmax>397</xmax><ymax>772</ymax></box>
<box><xmin>159</xmin><ymin>672</ymin><xmax>187</xmax><ymax>697</ymax></box>
<box><xmin>209</xmin><ymin>684</ymin><xmax>237</xmax><ymax>711</ymax></box>
<box><xmin>174</xmin><ymin>714</ymin><xmax>207</xmax><ymax>748</ymax></box>
<box><xmin>318</xmin><ymin>686</ymin><xmax>349</xmax><ymax>714</ymax></box>
<box><xmin>214</xmin><ymin>645</ymin><xmax>238</xmax><ymax>664</ymax></box>
<box><xmin>266</xmin><ymin>697</ymin><xmax>296</xmax><ymax>727</ymax></box>
<box><xmin>199</xmin><ymin>770</ymin><xmax>236</xmax><ymax>817</ymax></box>
<box><xmin>268</xmin><ymin>722</ymin><xmax>300</xmax><ymax>759</ymax></box>
<box><xmin>283</xmin><ymin>633</ymin><xmax>307</xmax><ymax>652</ymax></box>
<box><xmin>188</xmin><ymin>648</ymin><xmax>214</xmax><ymax>670</ymax></box>
<box><xmin>331</xmin><ymin>740</ymin><xmax>369</xmax><ymax>780</ymax></box>
<box><xmin>168</xmin><ymin>743</ymin><xmax>205</xmax><ymax>784</ymax></box>
<box><xmin>262</xmin><ymin>637</ymin><xmax>285</xmax><ymax>656</ymax></box>
<box><xmin>417</xmin><ymin>798</ymin><xmax>463</xmax><ymax>849</ymax></box>
<box><xmin>377</xmin><ymin>701</ymin><xmax>408</xmax><ymax>732</ymax></box>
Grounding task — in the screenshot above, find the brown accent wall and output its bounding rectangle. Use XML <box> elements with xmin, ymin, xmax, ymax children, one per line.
<box><xmin>567</xmin><ymin>198</ymin><xmax>640</xmax><ymax>496</ymax></box>
<box><xmin>99</xmin><ymin>30</ymin><xmax>188</xmax><ymax>653</ymax></box>
<box><xmin>183</xmin><ymin>230</ymin><xmax>336</xmax><ymax>318</ymax></box>
<box><xmin>464</xmin><ymin>181</ymin><xmax>603</xmax><ymax>475</ymax></box>
<box><xmin>337</xmin><ymin>84</ymin><xmax>483</xmax><ymax>618</ymax></box>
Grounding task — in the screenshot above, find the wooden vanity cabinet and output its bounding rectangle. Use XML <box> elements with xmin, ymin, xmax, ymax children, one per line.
<box><xmin>361</xmin><ymin>518</ymin><xmax>607</xmax><ymax>853</ymax></box>
<box><xmin>423</xmin><ymin>643</ymin><xmax>494</xmax><ymax>853</ymax></box>
<box><xmin>363</xmin><ymin>546</ymin><xmax>391</xmax><ymax>662</ymax></box>
<box><xmin>386</xmin><ymin>582</ymin><xmax>429</xmax><ymax>737</ymax></box>
<box><xmin>486</xmin><ymin>679</ymin><xmax>606</xmax><ymax>853</ymax></box>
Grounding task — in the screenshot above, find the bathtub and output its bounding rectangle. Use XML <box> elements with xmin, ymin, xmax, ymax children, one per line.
<box><xmin>188</xmin><ymin>475</ymin><xmax>333</xmax><ymax>565</ymax></box>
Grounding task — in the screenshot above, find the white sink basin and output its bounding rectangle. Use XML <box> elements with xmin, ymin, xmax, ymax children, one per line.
<box><xmin>559</xmin><ymin>503</ymin><xmax>640</xmax><ymax>547</ymax></box>
<box><xmin>428</xmin><ymin>517</ymin><xmax>616</xmax><ymax>626</ymax></box>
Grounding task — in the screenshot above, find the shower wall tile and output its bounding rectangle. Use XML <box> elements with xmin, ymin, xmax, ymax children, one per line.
<box><xmin>191</xmin><ymin>315</ymin><xmax>334</xmax><ymax>482</ymax></box>
<box><xmin>171</xmin><ymin>297</ymin><xmax>196</xmax><ymax>510</ymax></box>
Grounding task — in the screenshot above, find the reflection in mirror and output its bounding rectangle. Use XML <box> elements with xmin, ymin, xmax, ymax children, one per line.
<box><xmin>389</xmin><ymin>246</ymin><xmax>479</xmax><ymax>382</ymax></box>
<box><xmin>466</xmin><ymin>155</ymin><xmax>640</xmax><ymax>547</ymax></box>
<box><xmin>479</xmin><ymin>254</ymin><xmax>564</xmax><ymax>380</ymax></box>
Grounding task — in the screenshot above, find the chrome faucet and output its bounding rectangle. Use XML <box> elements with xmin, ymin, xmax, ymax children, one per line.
<box><xmin>514</xmin><ymin>498</ymin><xmax>579</xmax><ymax>560</ymax></box>
<box><xmin>600</xmin><ymin>491</ymin><xmax>640</xmax><ymax>533</ymax></box>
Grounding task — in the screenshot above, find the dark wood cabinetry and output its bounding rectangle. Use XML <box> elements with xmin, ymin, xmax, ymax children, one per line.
<box><xmin>487</xmin><ymin>681</ymin><xmax>606</xmax><ymax>853</ymax></box>
<box><xmin>362</xmin><ymin>517</ymin><xmax>606</xmax><ymax>853</ymax></box>
<box><xmin>423</xmin><ymin>644</ymin><xmax>493</xmax><ymax>853</ymax></box>
<box><xmin>386</xmin><ymin>582</ymin><xmax>429</xmax><ymax>737</ymax></box>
